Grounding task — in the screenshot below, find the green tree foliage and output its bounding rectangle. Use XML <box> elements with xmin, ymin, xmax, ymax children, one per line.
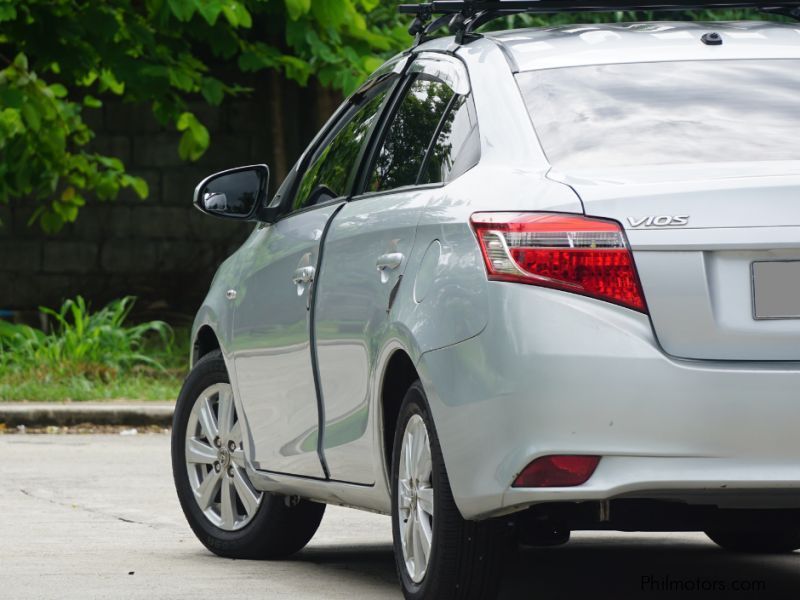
<box><xmin>0</xmin><ymin>0</ymin><xmax>407</xmax><ymax>232</ymax></box>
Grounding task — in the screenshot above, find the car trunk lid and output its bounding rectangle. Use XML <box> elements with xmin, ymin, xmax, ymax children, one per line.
<box><xmin>552</xmin><ymin>163</ymin><xmax>800</xmax><ymax>361</ymax></box>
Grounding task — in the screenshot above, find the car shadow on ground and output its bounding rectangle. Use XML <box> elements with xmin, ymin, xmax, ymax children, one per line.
<box><xmin>298</xmin><ymin>535</ymin><xmax>800</xmax><ymax>599</ymax></box>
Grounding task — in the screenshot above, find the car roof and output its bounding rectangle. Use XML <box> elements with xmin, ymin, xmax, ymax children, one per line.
<box><xmin>417</xmin><ymin>21</ymin><xmax>800</xmax><ymax>71</ymax></box>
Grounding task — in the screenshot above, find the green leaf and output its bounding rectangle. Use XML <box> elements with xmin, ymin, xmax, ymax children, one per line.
<box><xmin>96</xmin><ymin>155</ymin><xmax>125</xmax><ymax>171</ymax></box>
<box><xmin>284</xmin><ymin>0</ymin><xmax>311</xmax><ymax>20</ymax></box>
<box><xmin>48</xmin><ymin>83</ymin><xmax>68</xmax><ymax>98</ymax></box>
<box><xmin>40</xmin><ymin>209</ymin><xmax>64</xmax><ymax>233</ymax></box>
<box><xmin>83</xmin><ymin>95</ymin><xmax>103</xmax><ymax>108</ymax></box>
<box><xmin>200</xmin><ymin>77</ymin><xmax>224</xmax><ymax>105</ymax></box>
<box><xmin>128</xmin><ymin>176</ymin><xmax>149</xmax><ymax>199</ymax></box>
<box><xmin>196</xmin><ymin>0</ymin><xmax>224</xmax><ymax>26</ymax></box>
<box><xmin>168</xmin><ymin>68</ymin><xmax>195</xmax><ymax>92</ymax></box>
<box><xmin>61</xmin><ymin>186</ymin><xmax>76</xmax><ymax>202</ymax></box>
<box><xmin>176</xmin><ymin>112</ymin><xmax>209</xmax><ymax>161</ymax></box>
<box><xmin>167</xmin><ymin>0</ymin><xmax>196</xmax><ymax>21</ymax></box>
<box><xmin>221</xmin><ymin>1</ymin><xmax>251</xmax><ymax>27</ymax></box>
<box><xmin>13</xmin><ymin>53</ymin><xmax>28</xmax><ymax>72</ymax></box>
<box><xmin>99</xmin><ymin>70</ymin><xmax>125</xmax><ymax>95</ymax></box>
<box><xmin>21</xmin><ymin>103</ymin><xmax>41</xmax><ymax>131</ymax></box>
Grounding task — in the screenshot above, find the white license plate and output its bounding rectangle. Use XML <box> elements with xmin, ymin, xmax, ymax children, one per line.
<box><xmin>752</xmin><ymin>261</ymin><xmax>800</xmax><ymax>320</ymax></box>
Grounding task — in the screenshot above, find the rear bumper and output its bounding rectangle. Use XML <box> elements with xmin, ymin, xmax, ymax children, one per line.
<box><xmin>416</xmin><ymin>283</ymin><xmax>800</xmax><ymax>520</ymax></box>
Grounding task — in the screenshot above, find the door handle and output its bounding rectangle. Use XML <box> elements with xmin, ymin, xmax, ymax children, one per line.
<box><xmin>376</xmin><ymin>253</ymin><xmax>403</xmax><ymax>272</ymax></box>
<box><xmin>292</xmin><ymin>265</ymin><xmax>315</xmax><ymax>285</ymax></box>
<box><xmin>376</xmin><ymin>252</ymin><xmax>403</xmax><ymax>284</ymax></box>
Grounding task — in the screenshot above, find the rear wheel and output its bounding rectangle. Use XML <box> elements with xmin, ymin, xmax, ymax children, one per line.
<box><xmin>705</xmin><ymin>529</ymin><xmax>800</xmax><ymax>554</ymax></box>
<box><xmin>172</xmin><ymin>350</ymin><xmax>325</xmax><ymax>559</ymax></box>
<box><xmin>391</xmin><ymin>381</ymin><xmax>510</xmax><ymax>599</ymax></box>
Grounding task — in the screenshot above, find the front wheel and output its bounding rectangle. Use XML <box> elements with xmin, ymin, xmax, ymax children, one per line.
<box><xmin>391</xmin><ymin>381</ymin><xmax>510</xmax><ymax>600</ymax></box>
<box><xmin>172</xmin><ymin>350</ymin><xmax>325</xmax><ymax>559</ymax></box>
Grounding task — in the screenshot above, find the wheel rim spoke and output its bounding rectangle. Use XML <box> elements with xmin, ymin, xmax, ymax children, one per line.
<box><xmin>196</xmin><ymin>469</ymin><xmax>221</xmax><ymax>510</ymax></box>
<box><xmin>232</xmin><ymin>466</ymin><xmax>260</xmax><ymax>518</ymax></box>
<box><xmin>417</xmin><ymin>504</ymin><xmax>432</xmax><ymax>564</ymax></box>
<box><xmin>399</xmin><ymin>479</ymin><xmax>413</xmax><ymax>510</ymax></box>
<box><xmin>217</xmin><ymin>386</ymin><xmax>234</xmax><ymax>438</ymax></box>
<box><xmin>418</xmin><ymin>438</ymin><xmax>432</xmax><ymax>483</ymax></box>
<box><xmin>404</xmin><ymin>430</ymin><xmax>414</xmax><ymax>480</ymax></box>
<box><xmin>220</xmin><ymin>477</ymin><xmax>237</xmax><ymax>530</ymax></box>
<box><xmin>230</xmin><ymin>448</ymin><xmax>246</xmax><ymax>468</ymax></box>
<box><xmin>412</xmin><ymin>509</ymin><xmax>427</xmax><ymax>579</ymax></box>
<box><xmin>412</xmin><ymin>425</ymin><xmax>426</xmax><ymax>478</ymax></box>
<box><xmin>403</xmin><ymin>510</ymin><xmax>415</xmax><ymax>567</ymax></box>
<box><xmin>198</xmin><ymin>395</ymin><xmax>219</xmax><ymax>442</ymax></box>
<box><xmin>416</xmin><ymin>486</ymin><xmax>434</xmax><ymax>516</ymax></box>
<box><xmin>186</xmin><ymin>438</ymin><xmax>216</xmax><ymax>465</ymax></box>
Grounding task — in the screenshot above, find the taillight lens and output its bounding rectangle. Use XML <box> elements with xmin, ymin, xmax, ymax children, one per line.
<box><xmin>512</xmin><ymin>455</ymin><xmax>600</xmax><ymax>488</ymax></box>
<box><xmin>470</xmin><ymin>212</ymin><xmax>646</xmax><ymax>312</ymax></box>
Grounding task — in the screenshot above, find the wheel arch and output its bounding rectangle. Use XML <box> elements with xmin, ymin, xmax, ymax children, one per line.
<box><xmin>192</xmin><ymin>324</ymin><xmax>221</xmax><ymax>366</ymax></box>
<box><xmin>379</xmin><ymin>348</ymin><xmax>420</xmax><ymax>479</ymax></box>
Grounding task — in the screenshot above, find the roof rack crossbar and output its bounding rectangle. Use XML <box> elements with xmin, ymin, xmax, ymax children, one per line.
<box><xmin>398</xmin><ymin>0</ymin><xmax>800</xmax><ymax>44</ymax></box>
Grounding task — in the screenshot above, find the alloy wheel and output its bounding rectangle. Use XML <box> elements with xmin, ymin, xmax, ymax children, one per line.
<box><xmin>397</xmin><ymin>413</ymin><xmax>435</xmax><ymax>583</ymax></box>
<box><xmin>184</xmin><ymin>383</ymin><xmax>262</xmax><ymax>531</ymax></box>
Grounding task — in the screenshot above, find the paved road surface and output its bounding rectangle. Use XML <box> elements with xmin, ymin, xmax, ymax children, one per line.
<box><xmin>2</xmin><ymin>434</ymin><xmax>799</xmax><ymax>599</ymax></box>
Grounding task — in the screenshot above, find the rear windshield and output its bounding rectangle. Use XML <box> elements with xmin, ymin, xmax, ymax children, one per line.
<box><xmin>517</xmin><ymin>60</ymin><xmax>800</xmax><ymax>170</ymax></box>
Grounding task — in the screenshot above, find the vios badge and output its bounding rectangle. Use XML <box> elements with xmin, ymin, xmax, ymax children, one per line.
<box><xmin>627</xmin><ymin>215</ymin><xmax>690</xmax><ymax>228</ymax></box>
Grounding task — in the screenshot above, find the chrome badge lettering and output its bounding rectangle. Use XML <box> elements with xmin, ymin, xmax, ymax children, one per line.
<box><xmin>627</xmin><ymin>215</ymin><xmax>689</xmax><ymax>228</ymax></box>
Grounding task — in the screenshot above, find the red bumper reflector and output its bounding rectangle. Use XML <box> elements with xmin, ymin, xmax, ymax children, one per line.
<box><xmin>512</xmin><ymin>455</ymin><xmax>600</xmax><ymax>488</ymax></box>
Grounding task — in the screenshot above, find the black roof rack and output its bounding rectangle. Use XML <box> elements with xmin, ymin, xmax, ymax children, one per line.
<box><xmin>398</xmin><ymin>0</ymin><xmax>800</xmax><ymax>44</ymax></box>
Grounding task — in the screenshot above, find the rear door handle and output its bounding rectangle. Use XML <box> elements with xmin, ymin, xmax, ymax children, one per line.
<box><xmin>376</xmin><ymin>252</ymin><xmax>403</xmax><ymax>283</ymax></box>
<box><xmin>376</xmin><ymin>252</ymin><xmax>403</xmax><ymax>271</ymax></box>
<box><xmin>292</xmin><ymin>265</ymin><xmax>315</xmax><ymax>285</ymax></box>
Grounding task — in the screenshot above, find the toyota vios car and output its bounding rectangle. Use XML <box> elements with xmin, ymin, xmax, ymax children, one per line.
<box><xmin>172</xmin><ymin>7</ymin><xmax>800</xmax><ymax>599</ymax></box>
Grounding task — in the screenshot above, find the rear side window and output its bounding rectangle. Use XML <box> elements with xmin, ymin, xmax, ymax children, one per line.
<box><xmin>517</xmin><ymin>59</ymin><xmax>800</xmax><ymax>170</ymax></box>
<box><xmin>419</xmin><ymin>94</ymin><xmax>480</xmax><ymax>185</ymax></box>
<box><xmin>292</xmin><ymin>81</ymin><xmax>392</xmax><ymax>210</ymax></box>
<box><xmin>367</xmin><ymin>72</ymin><xmax>480</xmax><ymax>193</ymax></box>
<box><xmin>368</xmin><ymin>75</ymin><xmax>453</xmax><ymax>192</ymax></box>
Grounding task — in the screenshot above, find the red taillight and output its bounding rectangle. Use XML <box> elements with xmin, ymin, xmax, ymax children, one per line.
<box><xmin>512</xmin><ymin>455</ymin><xmax>600</xmax><ymax>488</ymax></box>
<box><xmin>470</xmin><ymin>212</ymin><xmax>647</xmax><ymax>312</ymax></box>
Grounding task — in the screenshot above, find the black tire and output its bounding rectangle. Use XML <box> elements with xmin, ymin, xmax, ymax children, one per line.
<box><xmin>705</xmin><ymin>529</ymin><xmax>800</xmax><ymax>554</ymax></box>
<box><xmin>171</xmin><ymin>350</ymin><xmax>325</xmax><ymax>559</ymax></box>
<box><xmin>391</xmin><ymin>381</ymin><xmax>511</xmax><ymax>600</ymax></box>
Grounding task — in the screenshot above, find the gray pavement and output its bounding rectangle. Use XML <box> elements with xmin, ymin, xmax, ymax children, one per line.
<box><xmin>1</xmin><ymin>434</ymin><xmax>799</xmax><ymax>600</ymax></box>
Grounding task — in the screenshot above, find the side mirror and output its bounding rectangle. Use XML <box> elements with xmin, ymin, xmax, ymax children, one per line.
<box><xmin>193</xmin><ymin>165</ymin><xmax>269</xmax><ymax>221</ymax></box>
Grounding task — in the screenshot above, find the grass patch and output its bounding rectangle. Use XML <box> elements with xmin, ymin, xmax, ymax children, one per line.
<box><xmin>0</xmin><ymin>296</ymin><xmax>188</xmax><ymax>402</ymax></box>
